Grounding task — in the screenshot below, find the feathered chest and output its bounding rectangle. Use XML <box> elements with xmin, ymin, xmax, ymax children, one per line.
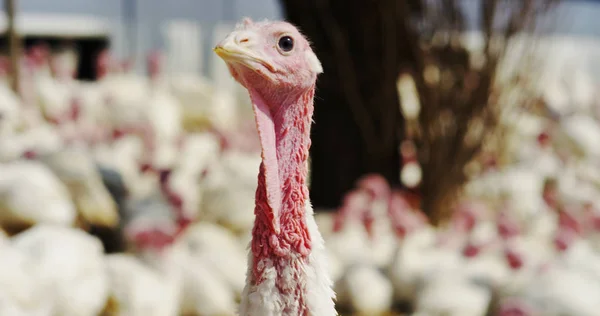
<box><xmin>240</xmin><ymin>202</ymin><xmax>337</xmax><ymax>316</ymax></box>
<box><xmin>248</xmin><ymin>255</ymin><xmax>311</xmax><ymax>316</ymax></box>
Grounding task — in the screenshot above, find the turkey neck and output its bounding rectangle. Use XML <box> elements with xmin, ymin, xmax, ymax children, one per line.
<box><xmin>248</xmin><ymin>84</ymin><xmax>315</xmax><ymax>290</ymax></box>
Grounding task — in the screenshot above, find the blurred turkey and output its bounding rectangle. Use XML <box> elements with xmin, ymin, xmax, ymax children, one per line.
<box><xmin>12</xmin><ymin>225</ymin><xmax>109</xmax><ymax>316</ymax></box>
<box><xmin>0</xmin><ymin>28</ymin><xmax>597</xmax><ymax>316</ymax></box>
<box><xmin>200</xmin><ymin>149</ymin><xmax>261</xmax><ymax>234</ymax></box>
<box><xmin>0</xmin><ymin>235</ymin><xmax>53</xmax><ymax>316</ymax></box>
<box><xmin>0</xmin><ymin>160</ymin><xmax>76</xmax><ymax>233</ymax></box>
<box><xmin>35</xmin><ymin>148</ymin><xmax>119</xmax><ymax>228</ymax></box>
<box><xmin>177</xmin><ymin>222</ymin><xmax>241</xmax><ymax>315</ymax></box>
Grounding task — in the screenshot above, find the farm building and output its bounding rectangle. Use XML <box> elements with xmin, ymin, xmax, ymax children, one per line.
<box><xmin>2</xmin><ymin>0</ymin><xmax>600</xmax><ymax>81</ymax></box>
<box><xmin>0</xmin><ymin>0</ymin><xmax>282</xmax><ymax>80</ymax></box>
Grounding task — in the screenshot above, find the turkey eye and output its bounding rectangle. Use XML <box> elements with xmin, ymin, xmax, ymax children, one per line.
<box><xmin>278</xmin><ymin>36</ymin><xmax>294</xmax><ymax>53</ymax></box>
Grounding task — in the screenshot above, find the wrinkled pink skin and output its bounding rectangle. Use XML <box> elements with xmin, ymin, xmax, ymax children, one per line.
<box><xmin>217</xmin><ymin>19</ymin><xmax>327</xmax><ymax>312</ymax></box>
<box><xmin>246</xmin><ymin>85</ymin><xmax>314</xmax><ymax>309</ymax></box>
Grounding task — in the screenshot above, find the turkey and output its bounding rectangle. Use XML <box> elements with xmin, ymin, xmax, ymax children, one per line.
<box><xmin>35</xmin><ymin>148</ymin><xmax>119</xmax><ymax>228</ymax></box>
<box><xmin>0</xmin><ymin>161</ymin><xmax>76</xmax><ymax>232</ymax></box>
<box><xmin>177</xmin><ymin>223</ymin><xmax>241</xmax><ymax>315</ymax></box>
<box><xmin>0</xmin><ymin>237</ymin><xmax>53</xmax><ymax>316</ymax></box>
<box><xmin>105</xmin><ymin>253</ymin><xmax>179</xmax><ymax>316</ymax></box>
<box><xmin>11</xmin><ymin>225</ymin><xmax>109</xmax><ymax>316</ymax></box>
<box><xmin>215</xmin><ymin>18</ymin><xmax>337</xmax><ymax>315</ymax></box>
<box><xmin>200</xmin><ymin>149</ymin><xmax>261</xmax><ymax>234</ymax></box>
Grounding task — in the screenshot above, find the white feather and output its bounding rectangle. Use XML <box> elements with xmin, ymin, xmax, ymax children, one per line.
<box><xmin>238</xmin><ymin>200</ymin><xmax>337</xmax><ymax>316</ymax></box>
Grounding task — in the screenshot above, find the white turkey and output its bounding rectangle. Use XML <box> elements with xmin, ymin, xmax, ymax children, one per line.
<box><xmin>0</xmin><ymin>238</ymin><xmax>53</xmax><ymax>316</ymax></box>
<box><xmin>12</xmin><ymin>225</ymin><xmax>109</xmax><ymax>316</ymax></box>
<box><xmin>200</xmin><ymin>149</ymin><xmax>261</xmax><ymax>233</ymax></box>
<box><xmin>0</xmin><ymin>161</ymin><xmax>76</xmax><ymax>231</ymax></box>
<box><xmin>36</xmin><ymin>148</ymin><xmax>119</xmax><ymax>228</ymax></box>
<box><xmin>105</xmin><ymin>253</ymin><xmax>181</xmax><ymax>316</ymax></box>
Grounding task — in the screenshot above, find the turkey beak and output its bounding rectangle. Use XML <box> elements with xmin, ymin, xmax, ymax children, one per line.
<box><xmin>214</xmin><ymin>33</ymin><xmax>277</xmax><ymax>74</ymax></box>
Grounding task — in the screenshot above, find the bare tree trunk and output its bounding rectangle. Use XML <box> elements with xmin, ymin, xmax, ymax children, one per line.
<box><xmin>281</xmin><ymin>0</ymin><xmax>558</xmax><ymax>223</ymax></box>
<box><xmin>5</xmin><ymin>0</ymin><xmax>20</xmax><ymax>93</ymax></box>
<box><xmin>280</xmin><ymin>0</ymin><xmax>411</xmax><ymax>209</ymax></box>
<box><xmin>409</xmin><ymin>0</ymin><xmax>559</xmax><ymax>223</ymax></box>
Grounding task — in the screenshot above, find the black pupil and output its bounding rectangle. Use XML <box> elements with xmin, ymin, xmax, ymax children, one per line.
<box><xmin>278</xmin><ymin>36</ymin><xmax>294</xmax><ymax>52</ymax></box>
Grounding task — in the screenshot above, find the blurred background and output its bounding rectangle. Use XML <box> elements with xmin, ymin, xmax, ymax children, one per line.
<box><xmin>0</xmin><ymin>0</ymin><xmax>600</xmax><ymax>315</ymax></box>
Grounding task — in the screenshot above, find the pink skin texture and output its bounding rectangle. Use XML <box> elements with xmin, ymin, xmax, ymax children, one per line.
<box><xmin>215</xmin><ymin>18</ymin><xmax>336</xmax><ymax>316</ymax></box>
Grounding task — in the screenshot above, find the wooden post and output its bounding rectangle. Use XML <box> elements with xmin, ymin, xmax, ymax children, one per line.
<box><xmin>5</xmin><ymin>0</ymin><xmax>20</xmax><ymax>93</ymax></box>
